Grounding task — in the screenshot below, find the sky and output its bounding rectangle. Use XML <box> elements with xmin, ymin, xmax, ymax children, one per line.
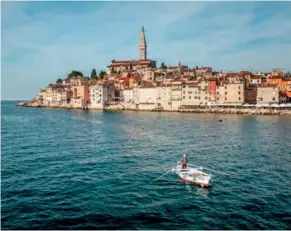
<box><xmin>2</xmin><ymin>1</ymin><xmax>291</xmax><ymax>100</ymax></box>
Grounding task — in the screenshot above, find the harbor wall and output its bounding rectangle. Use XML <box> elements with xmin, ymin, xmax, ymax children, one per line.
<box><xmin>16</xmin><ymin>101</ymin><xmax>291</xmax><ymax>116</ymax></box>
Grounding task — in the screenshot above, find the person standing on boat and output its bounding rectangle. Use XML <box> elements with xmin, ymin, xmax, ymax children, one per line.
<box><xmin>181</xmin><ymin>154</ymin><xmax>188</xmax><ymax>169</ymax></box>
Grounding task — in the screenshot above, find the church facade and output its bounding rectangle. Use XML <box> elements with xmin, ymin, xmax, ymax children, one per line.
<box><xmin>106</xmin><ymin>27</ymin><xmax>156</xmax><ymax>74</ymax></box>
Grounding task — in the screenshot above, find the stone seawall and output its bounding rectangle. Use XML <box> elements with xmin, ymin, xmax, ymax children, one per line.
<box><xmin>16</xmin><ymin>101</ymin><xmax>291</xmax><ymax>116</ymax></box>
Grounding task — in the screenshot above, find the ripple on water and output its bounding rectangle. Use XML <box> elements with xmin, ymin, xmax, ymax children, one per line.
<box><xmin>2</xmin><ymin>102</ymin><xmax>291</xmax><ymax>229</ymax></box>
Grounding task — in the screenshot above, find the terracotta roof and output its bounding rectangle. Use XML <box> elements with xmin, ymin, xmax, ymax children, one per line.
<box><xmin>225</xmin><ymin>73</ymin><xmax>242</xmax><ymax>77</ymax></box>
<box><xmin>268</xmin><ymin>75</ymin><xmax>282</xmax><ymax>79</ymax></box>
<box><xmin>258</xmin><ymin>84</ymin><xmax>278</xmax><ymax>88</ymax></box>
<box><xmin>206</xmin><ymin>77</ymin><xmax>217</xmax><ymax>81</ymax></box>
<box><xmin>240</xmin><ymin>71</ymin><xmax>251</xmax><ymax>74</ymax></box>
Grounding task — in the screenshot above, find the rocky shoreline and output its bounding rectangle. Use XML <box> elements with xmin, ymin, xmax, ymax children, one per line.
<box><xmin>16</xmin><ymin>101</ymin><xmax>291</xmax><ymax>116</ymax></box>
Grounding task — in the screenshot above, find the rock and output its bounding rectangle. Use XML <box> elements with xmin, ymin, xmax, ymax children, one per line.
<box><xmin>16</xmin><ymin>102</ymin><xmax>27</xmax><ymax>106</ymax></box>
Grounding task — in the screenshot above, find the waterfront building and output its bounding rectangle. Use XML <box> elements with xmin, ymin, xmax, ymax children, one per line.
<box><xmin>120</xmin><ymin>89</ymin><xmax>134</xmax><ymax>104</ymax></box>
<box><xmin>135</xmin><ymin>84</ymin><xmax>158</xmax><ymax>110</ymax></box>
<box><xmin>207</xmin><ymin>78</ymin><xmax>217</xmax><ymax>103</ymax></box>
<box><xmin>267</xmin><ymin>76</ymin><xmax>291</xmax><ymax>102</ymax></box>
<box><xmin>106</xmin><ymin>27</ymin><xmax>156</xmax><ymax>74</ymax></box>
<box><xmin>88</xmin><ymin>84</ymin><xmax>108</xmax><ymax>109</ymax></box>
<box><xmin>61</xmin><ymin>88</ymin><xmax>73</xmax><ymax>106</ymax></box>
<box><xmin>245</xmin><ymin>87</ymin><xmax>257</xmax><ymax>104</ymax></box>
<box><xmin>156</xmin><ymin>85</ymin><xmax>172</xmax><ymax>110</ymax></box>
<box><xmin>71</xmin><ymin>84</ymin><xmax>89</xmax><ymax>108</ymax></box>
<box><xmin>216</xmin><ymin>79</ymin><xmax>245</xmax><ymax>105</ymax></box>
<box><xmin>257</xmin><ymin>85</ymin><xmax>279</xmax><ymax>104</ymax></box>
<box><xmin>180</xmin><ymin>80</ymin><xmax>215</xmax><ymax>107</ymax></box>
<box><xmin>181</xmin><ymin>82</ymin><xmax>201</xmax><ymax>106</ymax></box>
<box><xmin>171</xmin><ymin>81</ymin><xmax>183</xmax><ymax>110</ymax></box>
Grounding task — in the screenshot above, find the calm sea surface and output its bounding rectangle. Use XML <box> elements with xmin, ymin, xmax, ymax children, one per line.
<box><xmin>1</xmin><ymin>100</ymin><xmax>291</xmax><ymax>229</ymax></box>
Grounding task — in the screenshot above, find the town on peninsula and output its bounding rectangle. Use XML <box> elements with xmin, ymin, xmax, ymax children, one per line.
<box><xmin>17</xmin><ymin>27</ymin><xmax>291</xmax><ymax>116</ymax></box>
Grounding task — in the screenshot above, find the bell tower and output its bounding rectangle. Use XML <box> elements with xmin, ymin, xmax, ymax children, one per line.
<box><xmin>139</xmin><ymin>26</ymin><xmax>147</xmax><ymax>60</ymax></box>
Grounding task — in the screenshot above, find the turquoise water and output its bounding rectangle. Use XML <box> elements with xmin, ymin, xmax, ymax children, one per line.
<box><xmin>1</xmin><ymin>100</ymin><xmax>291</xmax><ymax>229</ymax></box>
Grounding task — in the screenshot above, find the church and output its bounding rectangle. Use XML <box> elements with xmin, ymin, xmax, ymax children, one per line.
<box><xmin>106</xmin><ymin>27</ymin><xmax>157</xmax><ymax>74</ymax></box>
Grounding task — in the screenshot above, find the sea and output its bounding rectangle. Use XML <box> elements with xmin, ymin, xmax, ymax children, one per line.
<box><xmin>1</xmin><ymin>100</ymin><xmax>291</xmax><ymax>230</ymax></box>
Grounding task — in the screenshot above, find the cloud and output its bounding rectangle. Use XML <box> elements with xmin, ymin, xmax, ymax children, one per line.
<box><xmin>1</xmin><ymin>1</ymin><xmax>291</xmax><ymax>100</ymax></box>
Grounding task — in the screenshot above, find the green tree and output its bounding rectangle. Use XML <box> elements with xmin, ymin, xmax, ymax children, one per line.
<box><xmin>160</xmin><ymin>62</ymin><xmax>167</xmax><ymax>69</ymax></box>
<box><xmin>67</xmin><ymin>70</ymin><xmax>84</xmax><ymax>78</ymax></box>
<box><xmin>91</xmin><ymin>69</ymin><xmax>97</xmax><ymax>79</ymax></box>
<box><xmin>99</xmin><ymin>70</ymin><xmax>106</xmax><ymax>79</ymax></box>
<box><xmin>56</xmin><ymin>78</ymin><xmax>63</xmax><ymax>84</ymax></box>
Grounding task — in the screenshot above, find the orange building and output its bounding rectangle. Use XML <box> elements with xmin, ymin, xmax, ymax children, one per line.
<box><xmin>207</xmin><ymin>78</ymin><xmax>217</xmax><ymax>102</ymax></box>
<box><xmin>267</xmin><ymin>76</ymin><xmax>291</xmax><ymax>101</ymax></box>
<box><xmin>71</xmin><ymin>84</ymin><xmax>89</xmax><ymax>108</ymax></box>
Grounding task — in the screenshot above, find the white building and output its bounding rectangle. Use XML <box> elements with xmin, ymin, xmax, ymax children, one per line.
<box><xmin>89</xmin><ymin>84</ymin><xmax>108</xmax><ymax>109</ymax></box>
<box><xmin>156</xmin><ymin>86</ymin><xmax>172</xmax><ymax>110</ymax></box>
<box><xmin>135</xmin><ymin>87</ymin><xmax>158</xmax><ymax>110</ymax></box>
<box><xmin>120</xmin><ymin>89</ymin><xmax>134</xmax><ymax>104</ymax></box>
<box><xmin>171</xmin><ymin>83</ymin><xmax>182</xmax><ymax>110</ymax></box>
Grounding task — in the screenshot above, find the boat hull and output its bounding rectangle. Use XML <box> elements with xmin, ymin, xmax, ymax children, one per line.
<box><xmin>178</xmin><ymin>175</ymin><xmax>210</xmax><ymax>187</ymax></box>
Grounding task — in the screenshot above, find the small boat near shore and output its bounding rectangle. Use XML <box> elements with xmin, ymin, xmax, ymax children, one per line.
<box><xmin>172</xmin><ymin>162</ymin><xmax>211</xmax><ymax>187</ymax></box>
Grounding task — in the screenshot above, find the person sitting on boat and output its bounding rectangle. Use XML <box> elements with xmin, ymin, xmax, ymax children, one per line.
<box><xmin>181</xmin><ymin>154</ymin><xmax>188</xmax><ymax>169</ymax></box>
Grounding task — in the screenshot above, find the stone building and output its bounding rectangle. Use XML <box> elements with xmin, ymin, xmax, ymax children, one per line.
<box><xmin>216</xmin><ymin>78</ymin><xmax>245</xmax><ymax>105</ymax></box>
<box><xmin>257</xmin><ymin>85</ymin><xmax>279</xmax><ymax>104</ymax></box>
<box><xmin>106</xmin><ymin>27</ymin><xmax>156</xmax><ymax>74</ymax></box>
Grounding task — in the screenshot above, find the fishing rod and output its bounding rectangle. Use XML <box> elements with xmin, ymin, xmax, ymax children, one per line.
<box><xmin>154</xmin><ymin>168</ymin><xmax>173</xmax><ymax>181</ymax></box>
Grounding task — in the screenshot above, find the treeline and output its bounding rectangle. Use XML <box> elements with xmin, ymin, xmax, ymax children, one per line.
<box><xmin>56</xmin><ymin>69</ymin><xmax>107</xmax><ymax>84</ymax></box>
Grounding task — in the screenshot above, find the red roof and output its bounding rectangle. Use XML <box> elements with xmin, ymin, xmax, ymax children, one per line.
<box><xmin>225</xmin><ymin>73</ymin><xmax>242</xmax><ymax>77</ymax></box>
<box><xmin>268</xmin><ymin>75</ymin><xmax>282</xmax><ymax>79</ymax></box>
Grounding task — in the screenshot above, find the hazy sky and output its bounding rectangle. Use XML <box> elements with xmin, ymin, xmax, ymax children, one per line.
<box><xmin>2</xmin><ymin>1</ymin><xmax>291</xmax><ymax>100</ymax></box>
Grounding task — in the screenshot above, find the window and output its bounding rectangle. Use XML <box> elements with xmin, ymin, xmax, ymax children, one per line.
<box><xmin>225</xmin><ymin>86</ymin><xmax>227</xmax><ymax>89</ymax></box>
<box><xmin>183</xmin><ymin>86</ymin><xmax>186</xmax><ymax>88</ymax></box>
<box><xmin>238</xmin><ymin>86</ymin><xmax>241</xmax><ymax>89</ymax></box>
<box><xmin>189</xmin><ymin>96</ymin><xmax>191</xmax><ymax>99</ymax></box>
<box><xmin>273</xmin><ymin>97</ymin><xmax>275</xmax><ymax>101</ymax></box>
<box><xmin>183</xmin><ymin>91</ymin><xmax>185</xmax><ymax>94</ymax></box>
<box><xmin>183</xmin><ymin>96</ymin><xmax>185</xmax><ymax>99</ymax></box>
<box><xmin>225</xmin><ymin>92</ymin><xmax>227</xmax><ymax>95</ymax></box>
<box><xmin>217</xmin><ymin>97</ymin><xmax>219</xmax><ymax>100</ymax></box>
<box><xmin>260</xmin><ymin>97</ymin><xmax>263</xmax><ymax>101</ymax></box>
<box><xmin>205</xmin><ymin>97</ymin><xmax>207</xmax><ymax>100</ymax></box>
<box><xmin>188</xmin><ymin>91</ymin><xmax>192</xmax><ymax>94</ymax></box>
<box><xmin>225</xmin><ymin>97</ymin><xmax>227</xmax><ymax>100</ymax></box>
<box><xmin>238</xmin><ymin>91</ymin><xmax>241</xmax><ymax>95</ymax></box>
<box><xmin>194</xmin><ymin>96</ymin><xmax>197</xmax><ymax>99</ymax></box>
<box><xmin>239</xmin><ymin>97</ymin><xmax>241</xmax><ymax>100</ymax></box>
